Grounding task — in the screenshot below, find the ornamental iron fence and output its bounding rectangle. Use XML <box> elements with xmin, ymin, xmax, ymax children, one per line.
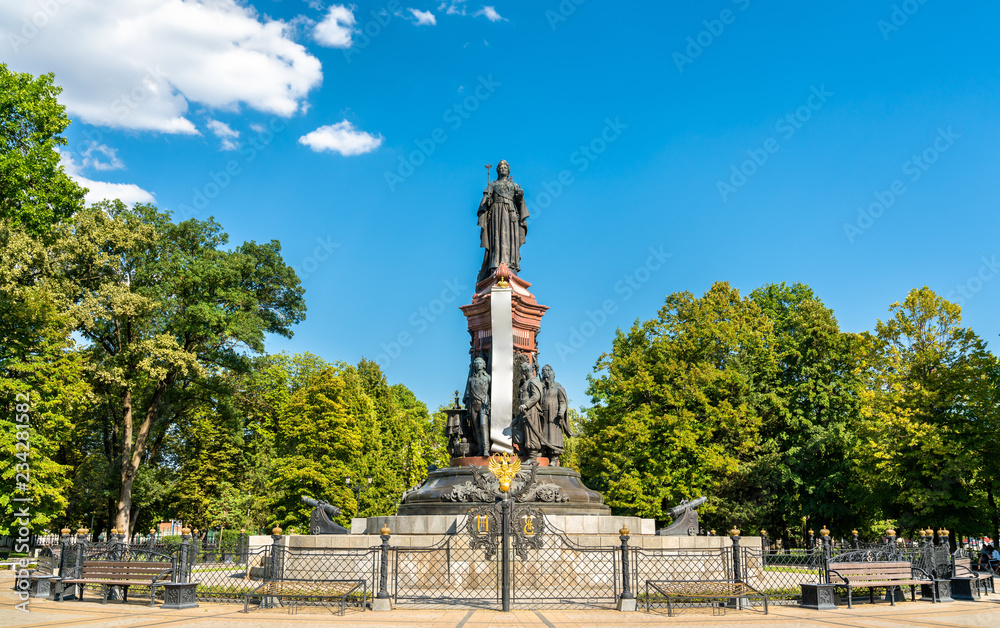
<box><xmin>48</xmin><ymin>518</ymin><xmax>974</xmax><ymax>612</ymax></box>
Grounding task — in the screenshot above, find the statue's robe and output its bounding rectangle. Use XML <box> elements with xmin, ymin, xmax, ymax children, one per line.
<box><xmin>518</xmin><ymin>375</ymin><xmax>544</xmax><ymax>452</ymax></box>
<box><xmin>478</xmin><ymin>177</ymin><xmax>528</xmax><ymax>281</ymax></box>
<box><xmin>542</xmin><ymin>380</ymin><xmax>571</xmax><ymax>455</ymax></box>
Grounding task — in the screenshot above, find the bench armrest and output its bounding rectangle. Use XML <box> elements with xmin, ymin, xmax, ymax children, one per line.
<box><xmin>910</xmin><ymin>565</ymin><xmax>934</xmax><ymax>580</ymax></box>
<box><xmin>826</xmin><ymin>567</ymin><xmax>849</xmax><ymax>586</ymax></box>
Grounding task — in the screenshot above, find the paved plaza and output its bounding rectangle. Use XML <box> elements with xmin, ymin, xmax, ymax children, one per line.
<box><xmin>5</xmin><ymin>574</ymin><xmax>1000</xmax><ymax>628</ymax></box>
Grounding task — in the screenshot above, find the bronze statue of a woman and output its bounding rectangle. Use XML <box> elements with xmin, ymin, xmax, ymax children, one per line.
<box><xmin>477</xmin><ymin>160</ymin><xmax>528</xmax><ymax>282</ymax></box>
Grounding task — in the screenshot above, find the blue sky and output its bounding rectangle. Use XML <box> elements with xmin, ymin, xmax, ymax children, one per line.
<box><xmin>2</xmin><ymin>1</ymin><xmax>999</xmax><ymax>409</ymax></box>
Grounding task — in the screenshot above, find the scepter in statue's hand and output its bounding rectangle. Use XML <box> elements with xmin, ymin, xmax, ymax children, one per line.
<box><xmin>484</xmin><ymin>163</ymin><xmax>492</xmax><ymax>188</ymax></box>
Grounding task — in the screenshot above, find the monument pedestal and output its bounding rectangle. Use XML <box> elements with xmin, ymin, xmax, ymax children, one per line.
<box><xmin>396</xmin><ymin>463</ymin><xmax>610</xmax><ymax>517</ymax></box>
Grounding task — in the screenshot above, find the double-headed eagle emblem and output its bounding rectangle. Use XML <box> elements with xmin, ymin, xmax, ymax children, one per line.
<box><xmin>487</xmin><ymin>452</ymin><xmax>520</xmax><ymax>493</ymax></box>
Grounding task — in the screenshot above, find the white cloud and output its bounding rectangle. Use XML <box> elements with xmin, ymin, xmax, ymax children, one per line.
<box><xmin>475</xmin><ymin>6</ymin><xmax>504</xmax><ymax>21</ymax></box>
<box><xmin>0</xmin><ymin>0</ymin><xmax>322</xmax><ymax>134</ymax></box>
<box><xmin>207</xmin><ymin>119</ymin><xmax>240</xmax><ymax>150</ymax></box>
<box><xmin>79</xmin><ymin>142</ymin><xmax>124</xmax><ymax>172</ymax></box>
<box><xmin>299</xmin><ymin>121</ymin><xmax>383</xmax><ymax>156</ymax></box>
<box><xmin>314</xmin><ymin>4</ymin><xmax>356</xmax><ymax>48</ymax></box>
<box><xmin>59</xmin><ymin>151</ymin><xmax>156</xmax><ymax>206</ymax></box>
<box><xmin>438</xmin><ymin>1</ymin><xmax>466</xmax><ymax>15</ymax></box>
<box><xmin>207</xmin><ymin>120</ymin><xmax>239</xmax><ymax>139</ymax></box>
<box><xmin>408</xmin><ymin>8</ymin><xmax>437</xmax><ymax>25</ymax></box>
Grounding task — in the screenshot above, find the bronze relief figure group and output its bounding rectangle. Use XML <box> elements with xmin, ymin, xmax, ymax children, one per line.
<box><xmin>516</xmin><ymin>362</ymin><xmax>574</xmax><ymax>466</ymax></box>
<box><xmin>457</xmin><ymin>360</ymin><xmax>573</xmax><ymax>465</ymax></box>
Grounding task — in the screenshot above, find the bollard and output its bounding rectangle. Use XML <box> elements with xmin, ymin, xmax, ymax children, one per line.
<box><xmin>373</xmin><ymin>524</ymin><xmax>393</xmax><ymax>611</ymax></box>
<box><xmin>616</xmin><ymin>526</ymin><xmax>636</xmax><ymax>611</ymax></box>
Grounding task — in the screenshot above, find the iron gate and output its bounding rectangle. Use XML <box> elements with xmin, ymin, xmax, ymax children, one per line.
<box><xmin>391</xmin><ymin>511</ymin><xmax>619</xmax><ymax>609</ymax></box>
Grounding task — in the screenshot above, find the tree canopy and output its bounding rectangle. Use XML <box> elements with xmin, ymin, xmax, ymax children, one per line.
<box><xmin>0</xmin><ymin>64</ymin><xmax>85</xmax><ymax>236</ymax></box>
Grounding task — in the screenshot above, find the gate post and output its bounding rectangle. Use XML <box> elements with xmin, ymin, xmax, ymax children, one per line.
<box><xmin>373</xmin><ymin>524</ymin><xmax>393</xmax><ymax>612</ymax></box>
<box><xmin>730</xmin><ymin>528</ymin><xmax>742</xmax><ymax>583</ymax></box>
<box><xmin>178</xmin><ymin>527</ymin><xmax>191</xmax><ymax>584</ymax></box>
<box><xmin>269</xmin><ymin>527</ymin><xmax>282</xmax><ymax>582</ymax></box>
<box><xmin>852</xmin><ymin>528</ymin><xmax>860</xmax><ymax>550</ymax></box>
<box><xmin>616</xmin><ymin>526</ymin><xmax>636</xmax><ymax>611</ymax></box>
<box><xmin>729</xmin><ymin>528</ymin><xmax>744</xmax><ymax>610</ymax></box>
<box><xmin>885</xmin><ymin>527</ymin><xmax>896</xmax><ymax>547</ymax></box>
<box><xmin>75</xmin><ymin>528</ymin><xmax>88</xmax><ymax>578</ymax></box>
<box><xmin>820</xmin><ymin>526</ymin><xmax>831</xmax><ymax>584</ymax></box>
<box><xmin>58</xmin><ymin>527</ymin><xmax>87</xmax><ymax>601</ymax></box>
<box><xmin>57</xmin><ymin>528</ymin><xmax>71</xmax><ymax>577</ymax></box>
<box><xmin>501</xmin><ymin>495</ymin><xmax>511</xmax><ymax>613</ymax></box>
<box><xmin>114</xmin><ymin>528</ymin><xmax>125</xmax><ymax>561</ymax></box>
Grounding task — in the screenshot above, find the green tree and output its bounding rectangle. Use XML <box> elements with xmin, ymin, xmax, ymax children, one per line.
<box><xmin>859</xmin><ymin>287</ymin><xmax>987</xmax><ymax>534</ymax></box>
<box><xmin>63</xmin><ymin>201</ymin><xmax>305</xmax><ymax>535</ymax></box>
<box><xmin>749</xmin><ymin>283</ymin><xmax>868</xmax><ymax>542</ymax></box>
<box><xmin>973</xmin><ymin>354</ymin><xmax>1000</xmax><ymax>542</ymax></box>
<box><xmin>266</xmin><ymin>359</ymin><xmax>445</xmax><ymax>530</ymax></box>
<box><xmin>0</xmin><ymin>221</ymin><xmax>91</xmax><ymax>533</ymax></box>
<box><xmin>580</xmin><ymin>282</ymin><xmax>780</xmax><ymax>530</ymax></box>
<box><xmin>0</xmin><ymin>65</ymin><xmax>85</xmax><ymax>236</ymax></box>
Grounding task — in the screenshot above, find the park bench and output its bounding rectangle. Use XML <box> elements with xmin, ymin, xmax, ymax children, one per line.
<box><xmin>950</xmin><ymin>557</ymin><xmax>995</xmax><ymax>600</ymax></box>
<box><xmin>826</xmin><ymin>561</ymin><xmax>939</xmax><ymax>608</ymax></box>
<box><xmin>57</xmin><ymin>560</ymin><xmax>174</xmax><ymax>606</ymax></box>
<box><xmin>644</xmin><ymin>579</ymin><xmax>769</xmax><ymax>616</ymax></box>
<box><xmin>243</xmin><ymin>579</ymin><xmax>367</xmax><ymax>615</ymax></box>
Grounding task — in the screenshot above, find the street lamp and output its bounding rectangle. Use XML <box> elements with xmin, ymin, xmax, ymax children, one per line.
<box><xmin>345</xmin><ymin>474</ymin><xmax>374</xmax><ymax>497</ymax></box>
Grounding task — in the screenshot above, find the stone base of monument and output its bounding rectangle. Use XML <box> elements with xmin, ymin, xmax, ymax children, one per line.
<box><xmin>372</xmin><ymin>595</ymin><xmax>392</xmax><ymax>612</ymax></box>
<box><xmin>395</xmin><ymin>464</ymin><xmax>610</xmax><ymax>516</ymax></box>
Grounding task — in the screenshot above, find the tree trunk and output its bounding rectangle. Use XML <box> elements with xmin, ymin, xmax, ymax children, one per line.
<box><xmin>115</xmin><ymin>379</ymin><xmax>170</xmax><ymax>534</ymax></box>
<box><xmin>116</xmin><ymin>388</ymin><xmax>135</xmax><ymax>532</ymax></box>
